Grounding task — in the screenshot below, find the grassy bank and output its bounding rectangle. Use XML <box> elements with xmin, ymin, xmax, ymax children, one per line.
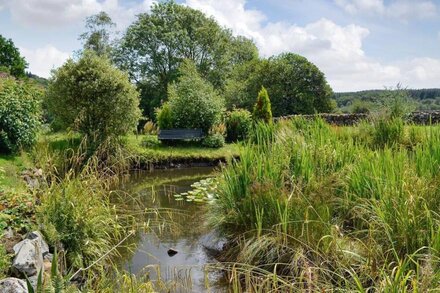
<box><xmin>41</xmin><ymin>132</ymin><xmax>240</xmax><ymax>168</ymax></box>
<box><xmin>211</xmin><ymin>118</ymin><xmax>440</xmax><ymax>291</ymax></box>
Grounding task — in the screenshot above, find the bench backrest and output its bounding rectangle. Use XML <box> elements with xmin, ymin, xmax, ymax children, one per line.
<box><xmin>158</xmin><ymin>128</ymin><xmax>204</xmax><ymax>140</ymax></box>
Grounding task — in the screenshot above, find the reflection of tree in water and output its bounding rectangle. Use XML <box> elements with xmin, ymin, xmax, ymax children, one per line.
<box><xmin>112</xmin><ymin>167</ymin><xmax>224</xmax><ymax>292</ymax></box>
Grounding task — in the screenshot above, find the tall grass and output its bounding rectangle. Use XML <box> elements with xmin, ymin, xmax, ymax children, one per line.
<box><xmin>212</xmin><ymin>117</ymin><xmax>440</xmax><ymax>290</ymax></box>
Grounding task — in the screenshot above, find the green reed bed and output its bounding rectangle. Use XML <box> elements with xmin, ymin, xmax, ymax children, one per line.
<box><xmin>212</xmin><ymin>118</ymin><xmax>440</xmax><ymax>291</ymax></box>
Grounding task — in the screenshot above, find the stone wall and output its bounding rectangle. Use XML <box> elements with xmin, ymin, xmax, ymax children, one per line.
<box><xmin>276</xmin><ymin>111</ymin><xmax>440</xmax><ymax>126</ymax></box>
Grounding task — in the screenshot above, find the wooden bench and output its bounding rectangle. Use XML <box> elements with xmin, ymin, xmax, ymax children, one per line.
<box><xmin>158</xmin><ymin>128</ymin><xmax>204</xmax><ymax>141</ymax></box>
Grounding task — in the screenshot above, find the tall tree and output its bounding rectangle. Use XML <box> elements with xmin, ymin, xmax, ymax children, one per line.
<box><xmin>79</xmin><ymin>11</ymin><xmax>116</xmax><ymax>57</ymax></box>
<box><xmin>0</xmin><ymin>35</ymin><xmax>28</xmax><ymax>78</ymax></box>
<box><xmin>226</xmin><ymin>53</ymin><xmax>334</xmax><ymax>116</ymax></box>
<box><xmin>114</xmin><ymin>0</ymin><xmax>257</xmax><ymax>118</ymax></box>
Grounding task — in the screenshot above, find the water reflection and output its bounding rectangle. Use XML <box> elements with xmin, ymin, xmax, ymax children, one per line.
<box><xmin>115</xmin><ymin>167</ymin><xmax>226</xmax><ymax>293</ymax></box>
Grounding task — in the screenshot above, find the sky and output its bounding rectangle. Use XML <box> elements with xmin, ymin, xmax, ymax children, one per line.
<box><xmin>1</xmin><ymin>0</ymin><xmax>440</xmax><ymax>92</ymax></box>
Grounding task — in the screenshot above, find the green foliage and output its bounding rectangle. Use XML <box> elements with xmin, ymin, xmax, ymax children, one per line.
<box><xmin>0</xmin><ymin>78</ymin><xmax>41</xmax><ymax>153</ymax></box>
<box><xmin>335</xmin><ymin>86</ymin><xmax>428</xmax><ymax>113</ymax></box>
<box><xmin>202</xmin><ymin>133</ymin><xmax>225</xmax><ymax>148</ymax></box>
<box><xmin>212</xmin><ymin>118</ymin><xmax>440</xmax><ymax>290</ymax></box>
<box><xmin>167</xmin><ymin>60</ymin><xmax>224</xmax><ymax>132</ymax></box>
<box><xmin>351</xmin><ymin>98</ymin><xmax>372</xmax><ymax>113</ymax></box>
<box><xmin>115</xmin><ymin>0</ymin><xmax>258</xmax><ymax>118</ymax></box>
<box><xmin>371</xmin><ymin>117</ymin><xmax>405</xmax><ymax>148</ymax></box>
<box><xmin>79</xmin><ymin>12</ymin><xmax>115</xmax><ymax>57</ymax></box>
<box><xmin>37</xmin><ymin>171</ymin><xmax>123</xmax><ymax>270</ymax></box>
<box><xmin>155</xmin><ymin>103</ymin><xmax>173</xmax><ymax>129</ymax></box>
<box><xmin>0</xmin><ymin>35</ymin><xmax>27</xmax><ymax>78</ymax></box>
<box><xmin>225</xmin><ymin>109</ymin><xmax>252</xmax><ymax>142</ymax></box>
<box><xmin>0</xmin><ymin>244</ymin><xmax>9</xmax><ymax>279</ymax></box>
<box><xmin>174</xmin><ymin>177</ymin><xmax>218</xmax><ymax>202</ymax></box>
<box><xmin>381</xmin><ymin>85</ymin><xmax>416</xmax><ymax>119</ymax></box>
<box><xmin>46</xmin><ymin>51</ymin><xmax>141</xmax><ymax>143</ymax></box>
<box><xmin>253</xmin><ymin>87</ymin><xmax>272</xmax><ymax>123</ymax></box>
<box><xmin>226</xmin><ymin>53</ymin><xmax>334</xmax><ymax>116</ymax></box>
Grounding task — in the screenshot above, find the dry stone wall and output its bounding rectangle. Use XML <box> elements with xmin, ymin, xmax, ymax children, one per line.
<box><xmin>276</xmin><ymin>111</ymin><xmax>440</xmax><ymax>126</ymax></box>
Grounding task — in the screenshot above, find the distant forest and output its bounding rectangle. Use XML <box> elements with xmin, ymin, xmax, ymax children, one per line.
<box><xmin>334</xmin><ymin>88</ymin><xmax>440</xmax><ymax>113</ymax></box>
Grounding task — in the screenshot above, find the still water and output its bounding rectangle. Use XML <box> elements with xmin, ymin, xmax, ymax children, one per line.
<box><xmin>115</xmin><ymin>167</ymin><xmax>227</xmax><ymax>292</ymax></box>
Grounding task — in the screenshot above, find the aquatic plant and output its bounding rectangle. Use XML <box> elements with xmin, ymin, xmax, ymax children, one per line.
<box><xmin>211</xmin><ymin>116</ymin><xmax>440</xmax><ymax>290</ymax></box>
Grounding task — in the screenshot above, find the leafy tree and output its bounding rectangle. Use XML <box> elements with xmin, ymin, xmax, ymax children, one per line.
<box><xmin>115</xmin><ymin>0</ymin><xmax>257</xmax><ymax>118</ymax></box>
<box><xmin>253</xmin><ymin>86</ymin><xmax>272</xmax><ymax>123</ymax></box>
<box><xmin>226</xmin><ymin>53</ymin><xmax>333</xmax><ymax>116</ymax></box>
<box><xmin>79</xmin><ymin>11</ymin><xmax>115</xmax><ymax>56</ymax></box>
<box><xmin>166</xmin><ymin>60</ymin><xmax>224</xmax><ymax>132</ymax></box>
<box><xmin>46</xmin><ymin>51</ymin><xmax>141</xmax><ymax>142</ymax></box>
<box><xmin>0</xmin><ymin>78</ymin><xmax>41</xmax><ymax>153</ymax></box>
<box><xmin>0</xmin><ymin>35</ymin><xmax>28</xmax><ymax>78</ymax></box>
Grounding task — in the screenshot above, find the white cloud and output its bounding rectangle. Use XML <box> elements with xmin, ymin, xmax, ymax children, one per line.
<box><xmin>185</xmin><ymin>0</ymin><xmax>440</xmax><ymax>91</ymax></box>
<box><xmin>334</xmin><ymin>0</ymin><xmax>437</xmax><ymax>20</ymax></box>
<box><xmin>20</xmin><ymin>45</ymin><xmax>70</xmax><ymax>78</ymax></box>
<box><xmin>2</xmin><ymin>0</ymin><xmax>154</xmax><ymax>28</ymax></box>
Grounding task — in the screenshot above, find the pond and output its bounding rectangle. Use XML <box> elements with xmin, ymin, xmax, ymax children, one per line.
<box><xmin>115</xmin><ymin>167</ymin><xmax>227</xmax><ymax>292</ymax></box>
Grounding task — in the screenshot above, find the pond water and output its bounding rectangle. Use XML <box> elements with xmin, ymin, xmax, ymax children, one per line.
<box><xmin>115</xmin><ymin>167</ymin><xmax>227</xmax><ymax>292</ymax></box>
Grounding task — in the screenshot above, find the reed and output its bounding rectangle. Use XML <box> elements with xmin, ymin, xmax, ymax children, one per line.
<box><xmin>211</xmin><ymin>117</ymin><xmax>440</xmax><ymax>290</ymax></box>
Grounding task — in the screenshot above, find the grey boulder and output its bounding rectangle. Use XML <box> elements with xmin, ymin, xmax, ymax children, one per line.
<box><xmin>0</xmin><ymin>278</ymin><xmax>28</xmax><ymax>293</ymax></box>
<box><xmin>12</xmin><ymin>231</ymin><xmax>48</xmax><ymax>277</ymax></box>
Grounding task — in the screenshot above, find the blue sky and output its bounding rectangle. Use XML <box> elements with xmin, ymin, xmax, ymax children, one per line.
<box><xmin>1</xmin><ymin>0</ymin><xmax>440</xmax><ymax>91</ymax></box>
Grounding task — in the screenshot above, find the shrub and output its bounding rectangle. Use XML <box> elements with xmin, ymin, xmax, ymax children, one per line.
<box><xmin>253</xmin><ymin>86</ymin><xmax>272</xmax><ymax>123</ymax></box>
<box><xmin>372</xmin><ymin>117</ymin><xmax>405</xmax><ymax>148</ymax></box>
<box><xmin>155</xmin><ymin>103</ymin><xmax>173</xmax><ymax>129</ymax></box>
<box><xmin>168</xmin><ymin>60</ymin><xmax>224</xmax><ymax>132</ymax></box>
<box><xmin>225</xmin><ymin>109</ymin><xmax>252</xmax><ymax>142</ymax></box>
<box><xmin>351</xmin><ymin>99</ymin><xmax>372</xmax><ymax>114</ymax></box>
<box><xmin>0</xmin><ymin>78</ymin><xmax>41</xmax><ymax>153</ymax></box>
<box><xmin>143</xmin><ymin>120</ymin><xmax>157</xmax><ymax>135</ymax></box>
<box><xmin>202</xmin><ymin>133</ymin><xmax>225</xmax><ymax>148</ymax></box>
<box><xmin>46</xmin><ymin>51</ymin><xmax>141</xmax><ymax>143</ymax></box>
<box><xmin>210</xmin><ymin>123</ymin><xmax>227</xmax><ymax>137</ymax></box>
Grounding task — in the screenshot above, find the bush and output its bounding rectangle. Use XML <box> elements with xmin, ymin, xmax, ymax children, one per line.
<box><xmin>167</xmin><ymin>60</ymin><xmax>224</xmax><ymax>132</ymax></box>
<box><xmin>372</xmin><ymin>117</ymin><xmax>405</xmax><ymax>148</ymax></box>
<box><xmin>155</xmin><ymin>103</ymin><xmax>173</xmax><ymax>129</ymax></box>
<box><xmin>143</xmin><ymin>120</ymin><xmax>157</xmax><ymax>135</ymax></box>
<box><xmin>253</xmin><ymin>86</ymin><xmax>272</xmax><ymax>123</ymax></box>
<box><xmin>0</xmin><ymin>78</ymin><xmax>41</xmax><ymax>153</ymax></box>
<box><xmin>202</xmin><ymin>133</ymin><xmax>225</xmax><ymax>148</ymax></box>
<box><xmin>225</xmin><ymin>109</ymin><xmax>252</xmax><ymax>142</ymax></box>
<box><xmin>46</xmin><ymin>51</ymin><xmax>141</xmax><ymax>143</ymax></box>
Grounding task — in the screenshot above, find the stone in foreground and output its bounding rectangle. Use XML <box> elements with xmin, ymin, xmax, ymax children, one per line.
<box><xmin>0</xmin><ymin>278</ymin><xmax>28</xmax><ymax>293</ymax></box>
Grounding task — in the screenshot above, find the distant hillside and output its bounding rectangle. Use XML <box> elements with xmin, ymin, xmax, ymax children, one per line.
<box><xmin>26</xmin><ymin>72</ymin><xmax>49</xmax><ymax>87</ymax></box>
<box><xmin>334</xmin><ymin>88</ymin><xmax>440</xmax><ymax>112</ymax></box>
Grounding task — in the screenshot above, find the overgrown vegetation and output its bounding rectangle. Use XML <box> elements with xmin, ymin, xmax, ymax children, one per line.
<box><xmin>211</xmin><ymin>117</ymin><xmax>440</xmax><ymax>290</ymax></box>
<box><xmin>0</xmin><ymin>78</ymin><xmax>41</xmax><ymax>153</ymax></box>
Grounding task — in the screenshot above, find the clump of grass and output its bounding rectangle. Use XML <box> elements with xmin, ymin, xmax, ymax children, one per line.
<box><xmin>37</xmin><ymin>169</ymin><xmax>124</xmax><ymax>271</ymax></box>
<box><xmin>211</xmin><ymin>116</ymin><xmax>440</xmax><ymax>290</ymax></box>
<box><xmin>0</xmin><ymin>244</ymin><xmax>9</xmax><ymax>279</ymax></box>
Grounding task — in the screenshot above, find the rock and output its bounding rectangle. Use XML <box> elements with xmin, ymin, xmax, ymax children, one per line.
<box><xmin>43</xmin><ymin>252</ymin><xmax>53</xmax><ymax>262</ymax></box>
<box><xmin>12</xmin><ymin>231</ymin><xmax>48</xmax><ymax>277</ymax></box>
<box><xmin>0</xmin><ymin>278</ymin><xmax>28</xmax><ymax>293</ymax></box>
<box><xmin>167</xmin><ymin>248</ymin><xmax>178</xmax><ymax>257</ymax></box>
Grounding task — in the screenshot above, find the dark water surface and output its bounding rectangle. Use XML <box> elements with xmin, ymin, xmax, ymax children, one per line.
<box><xmin>115</xmin><ymin>167</ymin><xmax>227</xmax><ymax>292</ymax></box>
